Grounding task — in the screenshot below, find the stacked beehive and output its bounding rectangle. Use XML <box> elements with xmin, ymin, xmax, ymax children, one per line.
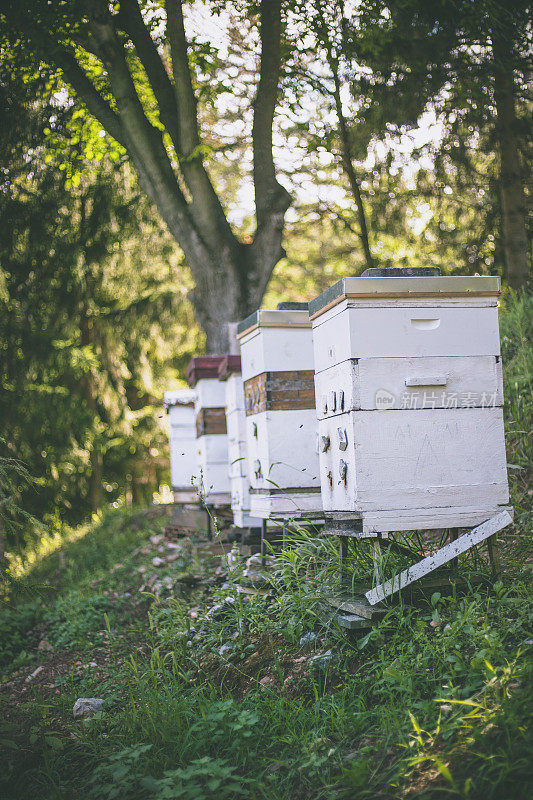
<box><xmin>163</xmin><ymin>389</ymin><xmax>197</xmax><ymax>502</ymax></box>
<box><xmin>309</xmin><ymin>271</ymin><xmax>510</xmax><ymax>535</ymax></box>
<box><xmin>237</xmin><ymin>304</ymin><xmax>322</xmax><ymax>520</ymax></box>
<box><xmin>217</xmin><ymin>355</ymin><xmax>261</xmax><ymax>529</ymax></box>
<box><xmin>186</xmin><ymin>356</ymin><xmax>231</xmax><ymax>505</ymax></box>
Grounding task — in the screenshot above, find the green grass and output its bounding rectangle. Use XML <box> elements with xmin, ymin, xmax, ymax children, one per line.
<box><xmin>1</xmin><ymin>292</ymin><xmax>532</xmax><ymax>799</ymax></box>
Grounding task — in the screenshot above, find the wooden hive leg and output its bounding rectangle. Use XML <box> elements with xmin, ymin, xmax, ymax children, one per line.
<box><xmin>449</xmin><ymin>529</ymin><xmax>460</xmax><ymax>575</ymax></box>
<box><xmin>487</xmin><ymin>534</ymin><xmax>501</xmax><ymax>578</ymax></box>
<box><xmin>371</xmin><ymin>537</ymin><xmax>382</xmax><ymax>584</ymax></box>
<box><xmin>339</xmin><ymin>536</ymin><xmax>348</xmax><ymax>581</ymax></box>
<box><xmin>282</xmin><ymin>518</ymin><xmax>289</xmax><ymax>551</ymax></box>
<box><xmin>365</xmin><ymin>511</ymin><xmax>513</xmax><ymax>606</ymax></box>
<box><xmin>261</xmin><ymin>519</ymin><xmax>268</xmax><ymax>565</ymax></box>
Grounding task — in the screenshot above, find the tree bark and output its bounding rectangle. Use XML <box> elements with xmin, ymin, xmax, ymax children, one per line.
<box><xmin>492</xmin><ymin>30</ymin><xmax>530</xmax><ymax>290</ymax></box>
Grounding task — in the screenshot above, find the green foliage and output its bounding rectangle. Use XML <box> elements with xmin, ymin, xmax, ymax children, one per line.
<box><xmin>0</xmin><ymin>480</ymin><xmax>531</xmax><ymax>800</ymax></box>
<box><xmin>0</xmin><ymin>96</ymin><xmax>202</xmax><ymax>551</ymax></box>
<box><xmin>0</xmin><ymin>447</ymin><xmax>41</xmax><ymax>549</ymax></box>
<box><xmin>44</xmin><ymin>591</ymin><xmax>118</xmax><ymax>650</ymax></box>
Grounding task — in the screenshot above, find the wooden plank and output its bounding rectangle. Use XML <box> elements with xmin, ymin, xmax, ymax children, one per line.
<box><xmin>317</xmin><ymin>603</ymin><xmax>371</xmax><ymax>630</ymax></box>
<box><xmin>336</xmin><ymin>612</ymin><xmax>371</xmax><ymax>631</ymax></box>
<box><xmin>314</xmin><ymin>356</ymin><xmax>503</xmax><ymax>418</ymax></box>
<box><xmin>361</xmin><ymin>505</ymin><xmax>512</xmax><ymax>534</ymax></box>
<box><xmin>195</xmin><ymin>407</ymin><xmax>227</xmax><ymax>436</ymax></box>
<box><xmin>324</xmin><ymin>593</ymin><xmax>386</xmax><ymax>621</ymax></box>
<box><xmin>312</xmin><ymin>305</ymin><xmax>501</xmax><ymax>372</ymax></box>
<box><xmin>365</xmin><ymin>510</ymin><xmax>513</xmax><ymax>605</ymax></box>
<box><xmin>244</xmin><ymin>370</ymin><xmax>316</xmax><ymax>415</ymax></box>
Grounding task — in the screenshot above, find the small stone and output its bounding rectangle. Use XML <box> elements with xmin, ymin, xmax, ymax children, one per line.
<box><xmin>73</xmin><ymin>698</ymin><xmax>104</xmax><ymax>719</ymax></box>
<box><xmin>204</xmin><ymin>597</ymin><xmax>235</xmax><ymax>621</ymax></box>
<box><xmin>299</xmin><ymin>631</ymin><xmax>317</xmax><ymax>649</ymax></box>
<box><xmin>344</xmin><ymin>752</ymin><xmax>358</xmax><ymax>762</ymax></box>
<box><xmin>150</xmin><ymin>534</ymin><xmax>164</xmax><ymax>545</ymax></box>
<box><xmin>260</xmin><ymin>676</ymin><xmax>273</xmax><ymax>685</ymax></box>
<box><xmin>26</xmin><ymin>666</ymin><xmax>44</xmax><ymax>682</ymax></box>
<box><xmin>218</xmin><ymin>643</ymin><xmax>232</xmax><ymax>656</ymax></box>
<box><xmin>38</xmin><ymin>639</ymin><xmax>52</xmax><ymax>651</ymax></box>
<box><xmin>152</xmin><ymin>557</ymin><xmax>165</xmax><ymax>567</ymax></box>
<box><xmin>309</xmin><ymin>650</ymin><xmax>333</xmax><ymax>668</ymax></box>
<box><xmin>430</xmin><ymin>620</ymin><xmax>441</xmax><ymax>628</ymax></box>
<box><xmin>167</xmin><ymin>553</ymin><xmax>180</xmax><ymax>563</ymax></box>
<box><xmin>524</xmin><ymin>639</ymin><xmax>533</xmax><ymax>646</ymax></box>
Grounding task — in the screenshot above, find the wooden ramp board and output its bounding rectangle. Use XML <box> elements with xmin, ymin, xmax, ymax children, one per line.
<box><xmin>323</xmin><ymin>593</ymin><xmax>387</xmax><ymax>621</ymax></box>
<box><xmin>365</xmin><ymin>510</ymin><xmax>513</xmax><ymax>606</ymax></box>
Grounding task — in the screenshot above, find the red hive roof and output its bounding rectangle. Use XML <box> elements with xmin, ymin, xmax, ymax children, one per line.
<box><xmin>186</xmin><ymin>355</ymin><xmax>227</xmax><ymax>387</ymax></box>
<box><xmin>217</xmin><ymin>355</ymin><xmax>242</xmax><ymax>381</ymax></box>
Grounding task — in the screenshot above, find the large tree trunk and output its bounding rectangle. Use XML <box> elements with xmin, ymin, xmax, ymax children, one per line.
<box><xmin>178</xmin><ymin>241</ymin><xmax>279</xmax><ymax>353</ymax></box>
<box><xmin>188</xmin><ymin>249</ymin><xmax>249</xmax><ymax>354</ymax></box>
<box><xmin>492</xmin><ymin>32</ymin><xmax>530</xmax><ymax>290</ymax></box>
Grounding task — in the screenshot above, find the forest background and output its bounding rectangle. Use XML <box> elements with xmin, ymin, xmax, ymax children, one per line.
<box><xmin>0</xmin><ymin>0</ymin><xmax>530</xmax><ymax>559</ymax></box>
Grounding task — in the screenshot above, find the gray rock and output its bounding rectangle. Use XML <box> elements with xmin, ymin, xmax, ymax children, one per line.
<box><xmin>73</xmin><ymin>698</ymin><xmax>104</xmax><ymax>719</ymax></box>
<box><xmin>218</xmin><ymin>642</ymin><xmax>232</xmax><ymax>656</ymax></box>
<box><xmin>204</xmin><ymin>596</ymin><xmax>235</xmax><ymax>621</ymax></box>
<box><xmin>309</xmin><ymin>650</ymin><xmax>333</xmax><ymax>669</ymax></box>
<box><xmin>299</xmin><ymin>631</ymin><xmax>317</xmax><ymax>649</ymax></box>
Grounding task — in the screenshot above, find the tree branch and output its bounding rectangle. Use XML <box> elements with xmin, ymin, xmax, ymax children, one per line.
<box><xmin>247</xmin><ymin>0</ymin><xmax>291</xmax><ymax>299</ymax></box>
<box><xmin>165</xmin><ymin>0</ymin><xmax>237</xmax><ymax>250</ymax></box>
<box><xmin>51</xmin><ymin>48</ymin><xmax>128</xmax><ymax>149</ymax></box>
<box><xmin>87</xmin><ymin>13</ymin><xmax>213</xmax><ymax>269</ymax></box>
<box><xmin>116</xmin><ymin>0</ymin><xmax>182</xmax><ymax>157</ymax></box>
<box><xmin>251</xmin><ymin>0</ymin><xmax>291</xmax><ymax>225</ymax></box>
<box><xmin>315</xmin><ymin>1</ymin><xmax>374</xmax><ymax>270</ymax></box>
<box><xmin>165</xmin><ymin>0</ymin><xmax>200</xmax><ymax>157</ymax></box>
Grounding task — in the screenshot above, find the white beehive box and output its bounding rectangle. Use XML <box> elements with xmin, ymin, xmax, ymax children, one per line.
<box><xmin>186</xmin><ymin>356</ymin><xmax>231</xmax><ymax>504</ymax></box>
<box><xmin>163</xmin><ymin>389</ymin><xmax>197</xmax><ymax>502</ymax></box>
<box><xmin>309</xmin><ymin>273</ymin><xmax>510</xmax><ymax>534</ymax></box>
<box><xmin>237</xmin><ymin>305</ymin><xmax>322</xmax><ymax>519</ymax></box>
<box><xmin>217</xmin><ymin>355</ymin><xmax>262</xmax><ymax>529</ymax></box>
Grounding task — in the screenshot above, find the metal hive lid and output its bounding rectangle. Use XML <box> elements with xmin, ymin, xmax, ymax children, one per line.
<box><xmin>308</xmin><ymin>275</ymin><xmax>501</xmax><ymax>319</ymax></box>
<box><xmin>236</xmin><ymin>308</ymin><xmax>311</xmax><ymax>338</ymax></box>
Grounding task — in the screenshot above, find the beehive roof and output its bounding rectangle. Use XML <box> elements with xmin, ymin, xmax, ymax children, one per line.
<box><xmin>308</xmin><ymin>275</ymin><xmax>500</xmax><ymax>319</ymax></box>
